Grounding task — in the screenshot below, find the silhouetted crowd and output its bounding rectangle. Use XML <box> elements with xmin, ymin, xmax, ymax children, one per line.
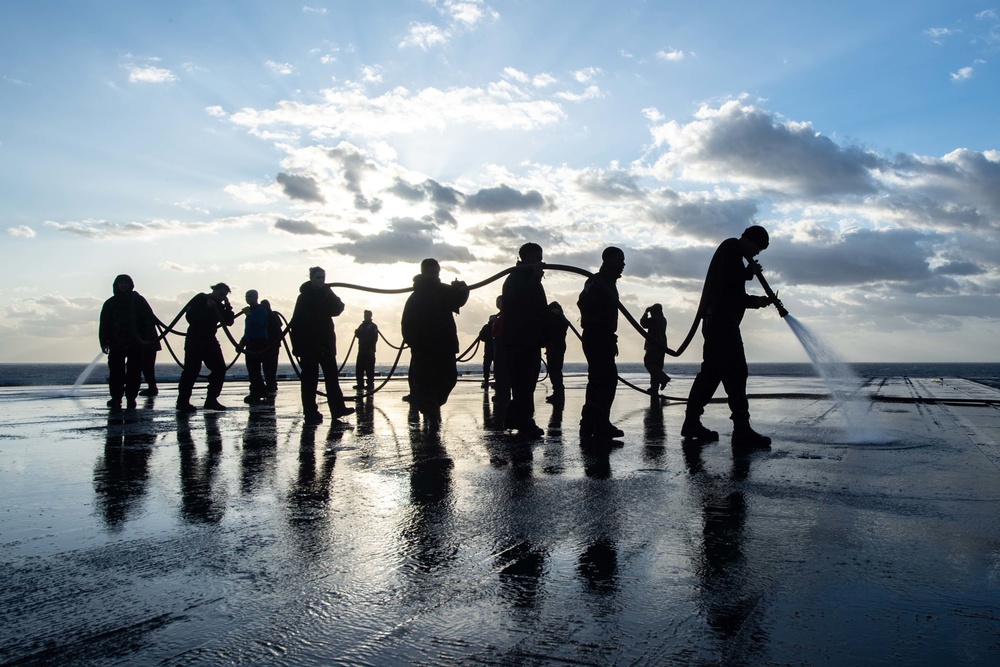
<box><xmin>100</xmin><ymin>226</ymin><xmax>778</xmax><ymax>449</ymax></box>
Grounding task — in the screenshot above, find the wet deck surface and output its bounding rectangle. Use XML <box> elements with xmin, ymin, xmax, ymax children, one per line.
<box><xmin>2</xmin><ymin>374</ymin><xmax>999</xmax><ymax>666</ymax></box>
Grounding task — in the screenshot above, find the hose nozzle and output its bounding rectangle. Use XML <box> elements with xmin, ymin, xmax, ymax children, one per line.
<box><xmin>753</xmin><ymin>266</ymin><xmax>789</xmax><ymax>318</ymax></box>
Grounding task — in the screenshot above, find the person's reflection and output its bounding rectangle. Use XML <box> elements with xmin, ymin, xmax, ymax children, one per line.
<box><xmin>401</xmin><ymin>420</ymin><xmax>455</xmax><ymax>575</ymax></box>
<box><xmin>581</xmin><ymin>441</ymin><xmax>612</xmax><ymax>479</ymax></box>
<box><xmin>496</xmin><ymin>541</ymin><xmax>546</xmax><ymax>610</ymax></box>
<box><xmin>547</xmin><ymin>395</ymin><xmax>563</xmax><ymax>434</ymax></box>
<box><xmin>643</xmin><ymin>401</ymin><xmax>667</xmax><ymax>465</ymax></box>
<box><xmin>287</xmin><ymin>422</ymin><xmax>341</xmax><ymax>557</ymax></box>
<box><xmin>177</xmin><ymin>412</ymin><xmax>225</xmax><ymax>524</ymax></box>
<box><xmin>240</xmin><ymin>407</ymin><xmax>278</xmax><ymax>495</ymax></box>
<box><xmin>94</xmin><ymin>418</ymin><xmax>155</xmax><ymax>530</ymax></box>
<box><xmin>577</xmin><ymin>538</ymin><xmax>618</xmax><ymax>597</ymax></box>
<box><xmin>356</xmin><ymin>395</ymin><xmax>375</xmax><ymax>437</ymax></box>
<box><xmin>686</xmin><ymin>444</ymin><xmax>767</xmax><ymax>661</ymax></box>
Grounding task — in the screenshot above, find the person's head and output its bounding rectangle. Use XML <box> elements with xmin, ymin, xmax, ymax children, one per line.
<box><xmin>309</xmin><ymin>266</ymin><xmax>326</xmax><ymax>288</ymax></box>
<box><xmin>495</xmin><ymin>295</ymin><xmax>503</xmax><ymax>310</ymax></box>
<box><xmin>601</xmin><ymin>246</ymin><xmax>626</xmax><ymax>278</ymax></box>
<box><xmin>740</xmin><ymin>225</ymin><xmax>769</xmax><ymax>258</ymax></box>
<box><xmin>548</xmin><ymin>301</ymin><xmax>563</xmax><ymax>313</ymax></box>
<box><xmin>518</xmin><ymin>242</ymin><xmax>543</xmax><ymax>263</ymax></box>
<box><xmin>112</xmin><ymin>274</ymin><xmax>134</xmax><ymax>296</ymax></box>
<box><xmin>245</xmin><ymin>289</ymin><xmax>259</xmax><ymax>306</ymax></box>
<box><xmin>363</xmin><ymin>309</ymin><xmax>372</xmax><ymax>321</ymax></box>
<box><xmin>210</xmin><ymin>282</ymin><xmax>231</xmax><ymax>300</ymax></box>
<box><xmin>260</xmin><ymin>299</ymin><xmax>272</xmax><ymax>311</ymax></box>
<box><xmin>420</xmin><ymin>258</ymin><xmax>440</xmax><ymax>279</ymax></box>
<box><xmin>648</xmin><ymin>303</ymin><xmax>662</xmax><ymax>313</ymax></box>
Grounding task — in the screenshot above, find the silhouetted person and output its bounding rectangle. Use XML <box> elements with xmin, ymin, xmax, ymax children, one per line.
<box><xmin>640</xmin><ymin>303</ymin><xmax>671</xmax><ymax>395</ymax></box>
<box><xmin>100</xmin><ymin>274</ymin><xmax>157</xmax><ymax>411</ymax></box>
<box><xmin>501</xmin><ymin>243</ymin><xmax>548</xmax><ymax>438</ymax></box>
<box><xmin>290</xmin><ymin>266</ymin><xmax>355</xmax><ymax>425</ymax></box>
<box><xmin>683</xmin><ymin>225</ymin><xmax>774</xmax><ymax>449</ymax></box>
<box><xmin>261</xmin><ymin>299</ymin><xmax>282</xmax><ymax>396</ymax></box>
<box><xmin>401</xmin><ymin>258</ymin><xmax>470</xmax><ymax>422</ymax></box>
<box><xmin>354</xmin><ymin>310</ymin><xmax>379</xmax><ymax>393</ymax></box>
<box><xmin>545</xmin><ymin>301</ymin><xmax>569</xmax><ymax>404</ymax></box>
<box><xmin>176</xmin><ymin>283</ymin><xmax>235</xmax><ymax>413</ymax></box>
<box><xmin>579</xmin><ymin>247</ymin><xmax>626</xmax><ymax>442</ymax></box>
<box><xmin>478</xmin><ymin>312</ymin><xmax>497</xmax><ymax>389</ymax></box>
<box><xmin>241</xmin><ymin>289</ymin><xmax>269</xmax><ymax>405</ymax></box>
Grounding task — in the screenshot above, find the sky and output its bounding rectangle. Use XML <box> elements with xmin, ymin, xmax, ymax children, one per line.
<box><xmin>2</xmin><ymin>0</ymin><xmax>999</xmax><ymax>364</ymax></box>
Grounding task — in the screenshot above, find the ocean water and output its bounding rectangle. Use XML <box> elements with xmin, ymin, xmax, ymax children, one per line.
<box><xmin>1</xmin><ymin>361</ymin><xmax>998</xmax><ymax>388</ymax></box>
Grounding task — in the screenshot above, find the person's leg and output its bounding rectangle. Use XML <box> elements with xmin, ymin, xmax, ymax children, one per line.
<box><xmin>246</xmin><ymin>341</ymin><xmax>266</xmax><ymax>399</ymax></box>
<box><xmin>299</xmin><ymin>355</ymin><xmax>320</xmax><ymax>417</ymax></box>
<box><xmin>592</xmin><ymin>346</ymin><xmax>619</xmax><ymax>435</ymax></box>
<box><xmin>682</xmin><ymin>337</ymin><xmax>723</xmax><ymax>441</ymax></box>
<box><xmin>363</xmin><ymin>353</ymin><xmax>376</xmax><ymax>389</ymax></box>
<box><xmin>141</xmin><ymin>349</ymin><xmax>158</xmax><ymax>394</ymax></box>
<box><xmin>264</xmin><ymin>347</ymin><xmax>279</xmax><ymax>394</ymax></box>
<box><xmin>319</xmin><ymin>353</ymin><xmax>352</xmax><ymax>416</ymax></box>
<box><xmin>203</xmin><ymin>341</ymin><xmax>227</xmax><ymax>406</ymax></box>
<box><xmin>107</xmin><ymin>347</ymin><xmax>126</xmax><ymax>406</ymax></box>
<box><xmin>177</xmin><ymin>339</ymin><xmax>207</xmax><ymax>409</ymax></box>
<box><xmin>124</xmin><ymin>347</ymin><xmax>143</xmax><ymax>405</ymax></box>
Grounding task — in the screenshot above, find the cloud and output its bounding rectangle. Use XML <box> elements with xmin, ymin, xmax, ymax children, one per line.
<box><xmin>321</xmin><ymin>217</ymin><xmax>475</xmax><ymax>264</ymax></box>
<box><xmin>124</xmin><ymin>64</ymin><xmax>178</xmax><ymax>84</ymax></box>
<box><xmin>656</xmin><ymin>49</ymin><xmax>689</xmax><ymax>61</ymax></box>
<box><xmin>274</xmin><ymin>218</ymin><xmax>333</xmax><ymax>236</ymax></box>
<box><xmin>400</xmin><ymin>22</ymin><xmax>449</xmax><ymax>50</ymax></box>
<box><xmin>275</xmin><ymin>172</ymin><xmax>325</xmax><ymax>203</ymax></box>
<box><xmin>303</xmin><ymin>5</ymin><xmax>327</xmax><ymax>14</ymax></box>
<box><xmin>925</xmin><ymin>27</ymin><xmax>955</xmax><ymax>41</ymax></box>
<box><xmin>2</xmin><ymin>294</ymin><xmax>103</xmax><ymax>339</ymax></box>
<box><xmin>361</xmin><ymin>65</ymin><xmax>383</xmax><ymax>83</ymax></box>
<box><xmin>976</xmin><ymin>9</ymin><xmax>998</xmax><ymax>20</ymax></box>
<box><xmin>464</xmin><ymin>184</ymin><xmax>546</xmax><ymax>213</ymax></box>
<box><xmin>225</xmin><ymin>182</ymin><xmax>278</xmax><ymax>204</ymax></box>
<box><xmin>266</xmin><ymin>60</ymin><xmax>297</xmax><ymax>75</ymax></box>
<box><xmin>648</xmin><ymin>100</ymin><xmax>886</xmax><ymax>198</ymax></box>
<box><xmin>649</xmin><ymin>193</ymin><xmax>760</xmax><ymax>240</ymax></box>
<box><xmin>43</xmin><ymin>215</ymin><xmax>259</xmax><ymax>240</ymax></box>
<box><xmin>6</xmin><ymin>225</ymin><xmax>35</xmax><ymax>238</ymax></box>
<box><xmin>226</xmin><ymin>80</ymin><xmax>567</xmax><ymax>138</ymax></box>
<box><xmin>159</xmin><ymin>261</ymin><xmax>202</xmax><ymax>273</ymax></box>
<box><xmin>950</xmin><ymin>66</ymin><xmax>974</xmax><ymax>81</ymax></box>
<box><xmin>467</xmin><ymin>224</ymin><xmax>565</xmax><ymax>254</ymax></box>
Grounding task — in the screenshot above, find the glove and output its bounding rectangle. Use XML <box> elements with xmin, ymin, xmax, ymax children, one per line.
<box><xmin>752</xmin><ymin>295</ymin><xmax>772</xmax><ymax>308</ymax></box>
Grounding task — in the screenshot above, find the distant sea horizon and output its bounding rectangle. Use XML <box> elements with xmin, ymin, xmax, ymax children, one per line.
<box><xmin>1</xmin><ymin>361</ymin><xmax>998</xmax><ymax>388</ymax></box>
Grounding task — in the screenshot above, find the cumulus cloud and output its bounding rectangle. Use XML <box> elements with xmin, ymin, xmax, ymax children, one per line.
<box><xmin>648</xmin><ymin>100</ymin><xmax>886</xmax><ymax>198</ymax></box>
<box><xmin>2</xmin><ymin>294</ymin><xmax>103</xmax><ymax>339</ymax></box>
<box><xmin>464</xmin><ymin>184</ymin><xmax>546</xmax><ymax>212</ymax></box>
<box><xmin>6</xmin><ymin>225</ymin><xmax>35</xmax><ymax>238</ymax></box>
<box><xmin>276</xmin><ymin>172</ymin><xmax>325</xmax><ymax>203</ymax></box>
<box><xmin>399</xmin><ymin>1</ymin><xmax>498</xmax><ymax>49</ymax></box>
<box><xmin>265</xmin><ymin>60</ymin><xmax>297</xmax><ymax>75</ymax></box>
<box><xmin>274</xmin><ymin>218</ymin><xmax>333</xmax><ymax>236</ymax></box>
<box><xmin>159</xmin><ymin>261</ymin><xmax>202</xmax><ymax>273</ymax></box>
<box><xmin>321</xmin><ymin>217</ymin><xmax>475</xmax><ymax>264</ymax></box>
<box><xmin>124</xmin><ymin>63</ymin><xmax>177</xmax><ymax>84</ymax></box>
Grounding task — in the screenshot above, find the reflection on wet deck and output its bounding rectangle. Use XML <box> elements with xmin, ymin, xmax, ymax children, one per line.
<box><xmin>2</xmin><ymin>374</ymin><xmax>999</xmax><ymax>665</ymax></box>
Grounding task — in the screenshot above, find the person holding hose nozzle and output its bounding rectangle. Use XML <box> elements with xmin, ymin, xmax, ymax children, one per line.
<box><xmin>682</xmin><ymin>225</ymin><xmax>775</xmax><ymax>449</ymax></box>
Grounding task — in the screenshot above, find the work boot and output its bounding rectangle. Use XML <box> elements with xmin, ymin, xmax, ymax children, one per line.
<box><xmin>330</xmin><ymin>405</ymin><xmax>355</xmax><ymax>419</ymax></box>
<box><xmin>732</xmin><ymin>423</ymin><xmax>771</xmax><ymax>449</ymax></box>
<box><xmin>176</xmin><ymin>403</ymin><xmax>197</xmax><ymax>413</ymax></box>
<box><xmin>681</xmin><ymin>417</ymin><xmax>719</xmax><ymax>442</ymax></box>
<box><xmin>107</xmin><ymin>399</ymin><xmax>122</xmax><ymax>411</ymax></box>
<box><xmin>304</xmin><ymin>411</ymin><xmax>324</xmax><ymax>425</ymax></box>
<box><xmin>139</xmin><ymin>387</ymin><xmax>158</xmax><ymax>397</ymax></box>
<box><xmin>203</xmin><ymin>398</ymin><xmax>227</xmax><ymax>411</ymax></box>
<box><xmin>595</xmin><ymin>423</ymin><xmax>624</xmax><ymax>439</ymax></box>
<box><xmin>126</xmin><ymin>398</ymin><xmax>138</xmax><ymax>410</ymax></box>
<box><xmin>516</xmin><ymin>422</ymin><xmax>545</xmax><ymax>439</ymax></box>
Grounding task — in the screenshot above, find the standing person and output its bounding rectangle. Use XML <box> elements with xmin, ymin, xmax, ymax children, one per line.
<box><xmin>682</xmin><ymin>225</ymin><xmax>774</xmax><ymax>449</ymax></box>
<box><xmin>500</xmin><ymin>243</ymin><xmax>548</xmax><ymax>438</ymax></box>
<box><xmin>640</xmin><ymin>303</ymin><xmax>671</xmax><ymax>395</ymax></box>
<box><xmin>290</xmin><ymin>267</ymin><xmax>355</xmax><ymax>425</ymax></box>
<box><xmin>260</xmin><ymin>299</ymin><xmax>282</xmax><ymax>397</ymax></box>
<box><xmin>400</xmin><ymin>258</ymin><xmax>470</xmax><ymax>421</ymax></box>
<box><xmin>578</xmin><ymin>247</ymin><xmax>626</xmax><ymax>442</ymax></box>
<box><xmin>478</xmin><ymin>312</ymin><xmax>497</xmax><ymax>389</ymax></box>
<box><xmin>354</xmin><ymin>310</ymin><xmax>379</xmax><ymax>393</ymax></box>
<box><xmin>176</xmin><ymin>283</ymin><xmax>236</xmax><ymax>413</ymax></box>
<box><xmin>545</xmin><ymin>301</ymin><xmax>570</xmax><ymax>404</ymax></box>
<box><xmin>99</xmin><ymin>274</ymin><xmax>157</xmax><ymax>410</ymax></box>
<box><xmin>241</xmin><ymin>289</ymin><xmax>269</xmax><ymax>405</ymax></box>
